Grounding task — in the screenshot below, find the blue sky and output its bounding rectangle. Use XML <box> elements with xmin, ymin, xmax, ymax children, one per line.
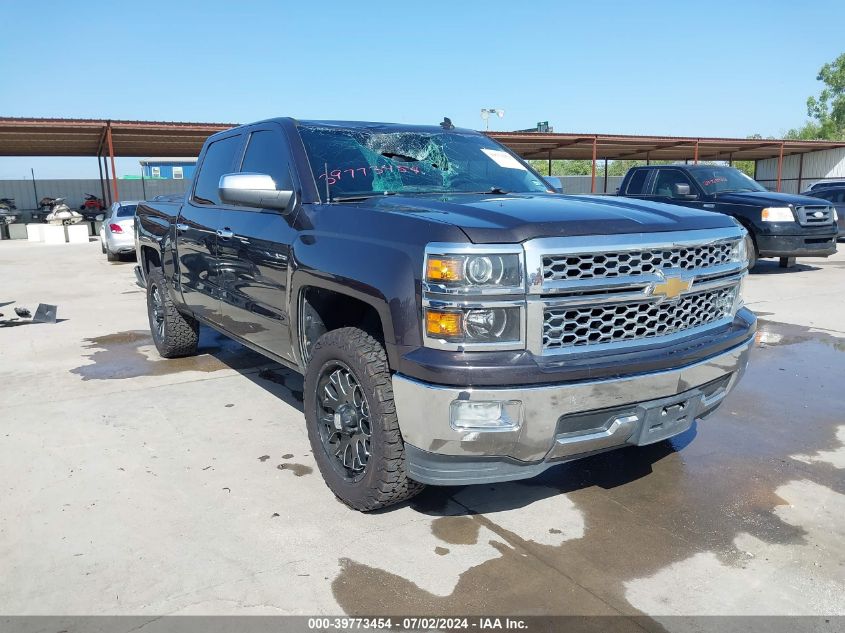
<box><xmin>1</xmin><ymin>0</ymin><xmax>843</xmax><ymax>178</ymax></box>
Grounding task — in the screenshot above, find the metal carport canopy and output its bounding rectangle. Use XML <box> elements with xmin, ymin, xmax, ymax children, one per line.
<box><xmin>487</xmin><ymin>131</ymin><xmax>845</xmax><ymax>161</ymax></box>
<box><xmin>0</xmin><ymin>117</ymin><xmax>234</xmax><ymax>157</ymax></box>
<box><xmin>2</xmin><ymin>118</ymin><xmax>845</xmax><ymax>196</ymax></box>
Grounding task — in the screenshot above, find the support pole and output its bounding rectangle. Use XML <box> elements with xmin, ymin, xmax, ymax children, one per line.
<box><xmin>797</xmin><ymin>152</ymin><xmax>804</xmax><ymax>193</ymax></box>
<box><xmin>547</xmin><ymin>149</ymin><xmax>552</xmax><ymax>176</ymax></box>
<box><xmin>97</xmin><ymin>153</ymin><xmax>107</xmax><ymax>207</ymax></box>
<box><xmin>103</xmin><ymin>154</ymin><xmax>111</xmax><ymax>206</ymax></box>
<box><xmin>31</xmin><ymin>168</ymin><xmax>38</xmax><ymax>209</ymax></box>
<box><xmin>694</xmin><ymin>140</ymin><xmax>699</xmax><ymax>165</ymax></box>
<box><xmin>776</xmin><ymin>142</ymin><xmax>785</xmax><ymax>192</ymax></box>
<box><xmin>590</xmin><ymin>136</ymin><xmax>597</xmax><ymax>193</ymax></box>
<box><xmin>728</xmin><ymin>153</ymin><xmax>733</xmax><ymax>167</ymax></box>
<box><xmin>603</xmin><ymin>158</ymin><xmax>608</xmax><ymax>193</ymax></box>
<box><xmin>107</xmin><ymin>122</ymin><xmax>120</xmax><ymax>202</ymax></box>
<box><xmin>646</xmin><ymin>152</ymin><xmax>650</xmax><ymax>166</ymax></box>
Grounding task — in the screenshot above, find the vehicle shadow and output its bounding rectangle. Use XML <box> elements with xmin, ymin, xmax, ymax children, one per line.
<box><xmin>404</xmin><ymin>425</ymin><xmax>698</xmax><ymax>517</ymax></box>
<box><xmin>193</xmin><ymin>329</ymin><xmax>698</xmax><ymax>516</ymax></box>
<box><xmin>751</xmin><ymin>260</ymin><xmax>821</xmax><ymax>274</ymax></box>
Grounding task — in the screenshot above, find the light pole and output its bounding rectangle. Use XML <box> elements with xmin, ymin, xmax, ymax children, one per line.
<box><xmin>480</xmin><ymin>108</ymin><xmax>505</xmax><ymax>131</ymax></box>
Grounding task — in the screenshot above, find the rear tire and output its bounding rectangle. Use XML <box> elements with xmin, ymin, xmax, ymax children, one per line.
<box><xmin>106</xmin><ymin>248</ymin><xmax>118</xmax><ymax>261</ymax></box>
<box><xmin>146</xmin><ymin>266</ymin><xmax>199</xmax><ymax>358</ymax></box>
<box><xmin>304</xmin><ymin>327</ymin><xmax>424</xmax><ymax>511</ymax></box>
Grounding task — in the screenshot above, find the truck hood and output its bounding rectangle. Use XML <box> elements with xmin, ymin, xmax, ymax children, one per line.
<box><xmin>713</xmin><ymin>190</ymin><xmax>827</xmax><ymax>207</ymax></box>
<box><xmin>362</xmin><ymin>193</ymin><xmax>735</xmax><ymax>243</ymax></box>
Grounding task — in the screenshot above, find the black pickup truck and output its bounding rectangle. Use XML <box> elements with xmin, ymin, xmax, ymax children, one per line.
<box><xmin>135</xmin><ymin>118</ymin><xmax>755</xmax><ymax>511</ymax></box>
<box><xmin>617</xmin><ymin>164</ymin><xmax>838</xmax><ymax>268</ymax></box>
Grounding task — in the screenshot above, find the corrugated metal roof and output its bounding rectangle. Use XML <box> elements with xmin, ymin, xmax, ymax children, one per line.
<box><xmin>488</xmin><ymin>131</ymin><xmax>845</xmax><ymax>161</ymax></box>
<box><xmin>1</xmin><ymin>117</ymin><xmax>844</xmax><ymax>161</ymax></box>
<box><xmin>0</xmin><ymin>118</ymin><xmax>234</xmax><ymax>157</ymax></box>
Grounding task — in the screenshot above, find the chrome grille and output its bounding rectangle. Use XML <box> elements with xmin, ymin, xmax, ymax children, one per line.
<box><xmin>543</xmin><ymin>287</ymin><xmax>736</xmax><ymax>351</ymax></box>
<box><xmin>542</xmin><ymin>242</ymin><xmax>734</xmax><ymax>281</ymax></box>
<box><xmin>796</xmin><ymin>205</ymin><xmax>833</xmax><ymax>226</ymax></box>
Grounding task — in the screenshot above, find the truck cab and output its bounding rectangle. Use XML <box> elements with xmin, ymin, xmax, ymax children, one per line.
<box><xmin>618</xmin><ymin>164</ymin><xmax>839</xmax><ymax>268</ymax></box>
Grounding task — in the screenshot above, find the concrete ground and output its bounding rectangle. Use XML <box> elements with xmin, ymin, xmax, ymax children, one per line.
<box><xmin>0</xmin><ymin>241</ymin><xmax>843</xmax><ymax>626</ymax></box>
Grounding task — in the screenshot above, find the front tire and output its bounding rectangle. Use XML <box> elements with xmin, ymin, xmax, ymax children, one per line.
<box><xmin>744</xmin><ymin>233</ymin><xmax>758</xmax><ymax>270</ymax></box>
<box><xmin>146</xmin><ymin>266</ymin><xmax>199</xmax><ymax>358</ymax></box>
<box><xmin>304</xmin><ymin>327</ymin><xmax>424</xmax><ymax>511</ymax></box>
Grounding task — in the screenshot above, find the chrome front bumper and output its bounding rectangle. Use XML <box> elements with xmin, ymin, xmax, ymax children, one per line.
<box><xmin>393</xmin><ymin>337</ymin><xmax>753</xmax><ymax>485</ymax></box>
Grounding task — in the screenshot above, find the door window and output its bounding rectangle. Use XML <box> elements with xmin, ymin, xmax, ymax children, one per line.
<box><xmin>653</xmin><ymin>169</ymin><xmax>696</xmax><ymax>199</ymax></box>
<box><xmin>239</xmin><ymin>130</ymin><xmax>293</xmax><ymax>191</ymax></box>
<box><xmin>625</xmin><ymin>169</ymin><xmax>649</xmax><ymax>195</ymax></box>
<box><xmin>193</xmin><ymin>135</ymin><xmax>241</xmax><ymax>205</ymax></box>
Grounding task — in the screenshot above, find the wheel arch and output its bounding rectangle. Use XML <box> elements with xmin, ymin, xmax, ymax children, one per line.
<box><xmin>293</xmin><ymin>278</ymin><xmax>395</xmax><ymax>369</ymax></box>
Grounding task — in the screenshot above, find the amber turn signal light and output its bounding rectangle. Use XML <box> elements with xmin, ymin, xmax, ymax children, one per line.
<box><xmin>426</xmin><ymin>257</ymin><xmax>464</xmax><ymax>282</ymax></box>
<box><xmin>426</xmin><ymin>309</ymin><xmax>462</xmax><ymax>338</ymax></box>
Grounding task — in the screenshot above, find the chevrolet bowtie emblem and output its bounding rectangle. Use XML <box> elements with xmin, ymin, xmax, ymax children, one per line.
<box><xmin>652</xmin><ymin>276</ymin><xmax>691</xmax><ymax>301</ymax></box>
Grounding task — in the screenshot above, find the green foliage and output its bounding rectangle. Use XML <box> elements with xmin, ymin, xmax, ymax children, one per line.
<box><xmin>732</xmin><ymin>161</ymin><xmax>755</xmax><ymax>177</ymax></box>
<box><xmin>782</xmin><ymin>53</ymin><xmax>845</xmax><ymax>140</ymax></box>
<box><xmin>527</xmin><ymin>159</ymin><xmax>595</xmax><ymax>176</ymax></box>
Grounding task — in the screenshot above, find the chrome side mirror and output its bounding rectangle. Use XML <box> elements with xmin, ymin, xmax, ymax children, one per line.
<box><xmin>218</xmin><ymin>173</ymin><xmax>294</xmax><ymax>213</ymax></box>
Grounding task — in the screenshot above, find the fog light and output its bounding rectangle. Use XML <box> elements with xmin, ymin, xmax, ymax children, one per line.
<box><xmin>450</xmin><ymin>400</ymin><xmax>522</xmax><ymax>431</ymax></box>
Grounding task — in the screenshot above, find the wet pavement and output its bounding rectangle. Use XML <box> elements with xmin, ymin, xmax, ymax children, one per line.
<box><xmin>0</xmin><ymin>240</ymin><xmax>843</xmax><ymax>624</ymax></box>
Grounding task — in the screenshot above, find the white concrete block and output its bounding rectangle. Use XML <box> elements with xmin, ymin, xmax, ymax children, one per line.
<box><xmin>42</xmin><ymin>224</ymin><xmax>66</xmax><ymax>244</ymax></box>
<box><xmin>8</xmin><ymin>224</ymin><xmax>28</xmax><ymax>240</ymax></box>
<box><xmin>66</xmin><ymin>224</ymin><xmax>89</xmax><ymax>244</ymax></box>
<box><xmin>26</xmin><ymin>224</ymin><xmax>44</xmax><ymax>242</ymax></box>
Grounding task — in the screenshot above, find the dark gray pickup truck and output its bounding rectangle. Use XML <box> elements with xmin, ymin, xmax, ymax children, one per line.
<box><xmin>135</xmin><ymin>118</ymin><xmax>755</xmax><ymax>511</ymax></box>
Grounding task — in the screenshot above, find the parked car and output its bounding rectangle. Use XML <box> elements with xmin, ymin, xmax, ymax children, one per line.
<box><xmin>617</xmin><ymin>165</ymin><xmax>838</xmax><ymax>269</ymax></box>
<box><xmin>804</xmin><ymin>184</ymin><xmax>845</xmax><ymax>239</ymax></box>
<box><xmin>802</xmin><ymin>180</ymin><xmax>842</xmax><ymax>193</ymax></box>
<box><xmin>135</xmin><ymin>118</ymin><xmax>755</xmax><ymax>511</ymax></box>
<box><xmin>99</xmin><ymin>201</ymin><xmax>139</xmax><ymax>261</ymax></box>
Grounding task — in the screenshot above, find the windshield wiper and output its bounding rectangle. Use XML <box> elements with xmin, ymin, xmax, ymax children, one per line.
<box><xmin>332</xmin><ymin>192</ymin><xmax>399</xmax><ymax>203</ymax></box>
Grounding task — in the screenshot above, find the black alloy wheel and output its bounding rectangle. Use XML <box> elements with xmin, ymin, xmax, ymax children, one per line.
<box><xmin>315</xmin><ymin>361</ymin><xmax>372</xmax><ymax>480</ymax></box>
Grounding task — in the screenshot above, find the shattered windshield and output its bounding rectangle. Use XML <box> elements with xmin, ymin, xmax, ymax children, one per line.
<box><xmin>297</xmin><ymin>124</ymin><xmax>550</xmax><ymax>200</ymax></box>
<box><xmin>690</xmin><ymin>167</ymin><xmax>767</xmax><ymax>194</ymax></box>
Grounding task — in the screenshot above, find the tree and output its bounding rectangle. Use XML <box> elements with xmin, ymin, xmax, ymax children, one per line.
<box><xmin>787</xmin><ymin>53</ymin><xmax>845</xmax><ymax>140</ymax></box>
<box><xmin>527</xmin><ymin>159</ymin><xmax>594</xmax><ymax>176</ymax></box>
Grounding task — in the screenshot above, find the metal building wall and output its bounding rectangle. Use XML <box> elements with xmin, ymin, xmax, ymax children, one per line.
<box><xmin>0</xmin><ymin>179</ymin><xmax>190</xmax><ymax>211</ymax></box>
<box><xmin>556</xmin><ymin>175</ymin><xmax>625</xmax><ymax>194</ymax></box>
<box><xmin>756</xmin><ymin>147</ymin><xmax>845</xmax><ymax>193</ymax></box>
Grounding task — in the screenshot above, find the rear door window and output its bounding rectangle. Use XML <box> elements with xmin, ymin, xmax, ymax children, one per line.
<box><xmin>193</xmin><ymin>135</ymin><xmax>242</xmax><ymax>205</ymax></box>
<box><xmin>625</xmin><ymin>170</ymin><xmax>649</xmax><ymax>195</ymax></box>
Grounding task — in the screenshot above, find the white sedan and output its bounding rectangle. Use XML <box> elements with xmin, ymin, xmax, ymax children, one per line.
<box><xmin>99</xmin><ymin>201</ymin><xmax>139</xmax><ymax>261</ymax></box>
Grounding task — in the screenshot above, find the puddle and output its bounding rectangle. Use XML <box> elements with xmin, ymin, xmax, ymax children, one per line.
<box><xmin>69</xmin><ymin>328</ymin><xmax>269</xmax><ymax>380</ymax></box>
<box><xmin>276</xmin><ymin>463</ymin><xmax>313</xmax><ymax>477</ymax></box>
<box><xmin>754</xmin><ymin>318</ymin><xmax>845</xmax><ymax>352</ymax></box>
<box><xmin>332</xmin><ymin>329</ymin><xmax>845</xmax><ymax>617</ymax></box>
<box><xmin>431</xmin><ymin>516</ymin><xmax>480</xmax><ymax>545</ymax></box>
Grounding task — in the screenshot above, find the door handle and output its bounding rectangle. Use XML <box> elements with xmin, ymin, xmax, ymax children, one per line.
<box><xmin>175</xmin><ymin>223</ymin><xmax>189</xmax><ymax>232</ymax></box>
<box><xmin>217</xmin><ymin>228</ymin><xmax>234</xmax><ymax>239</ymax></box>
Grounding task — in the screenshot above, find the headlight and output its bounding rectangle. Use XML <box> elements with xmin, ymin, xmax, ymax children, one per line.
<box><xmin>730</xmin><ymin>236</ymin><xmax>748</xmax><ymax>265</ymax></box>
<box><xmin>761</xmin><ymin>207</ymin><xmax>795</xmax><ymax>222</ymax></box>
<box><xmin>425</xmin><ymin>252</ymin><xmax>523</xmax><ymax>291</ymax></box>
<box><xmin>425</xmin><ymin>306</ymin><xmax>522</xmax><ymax>344</ymax></box>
